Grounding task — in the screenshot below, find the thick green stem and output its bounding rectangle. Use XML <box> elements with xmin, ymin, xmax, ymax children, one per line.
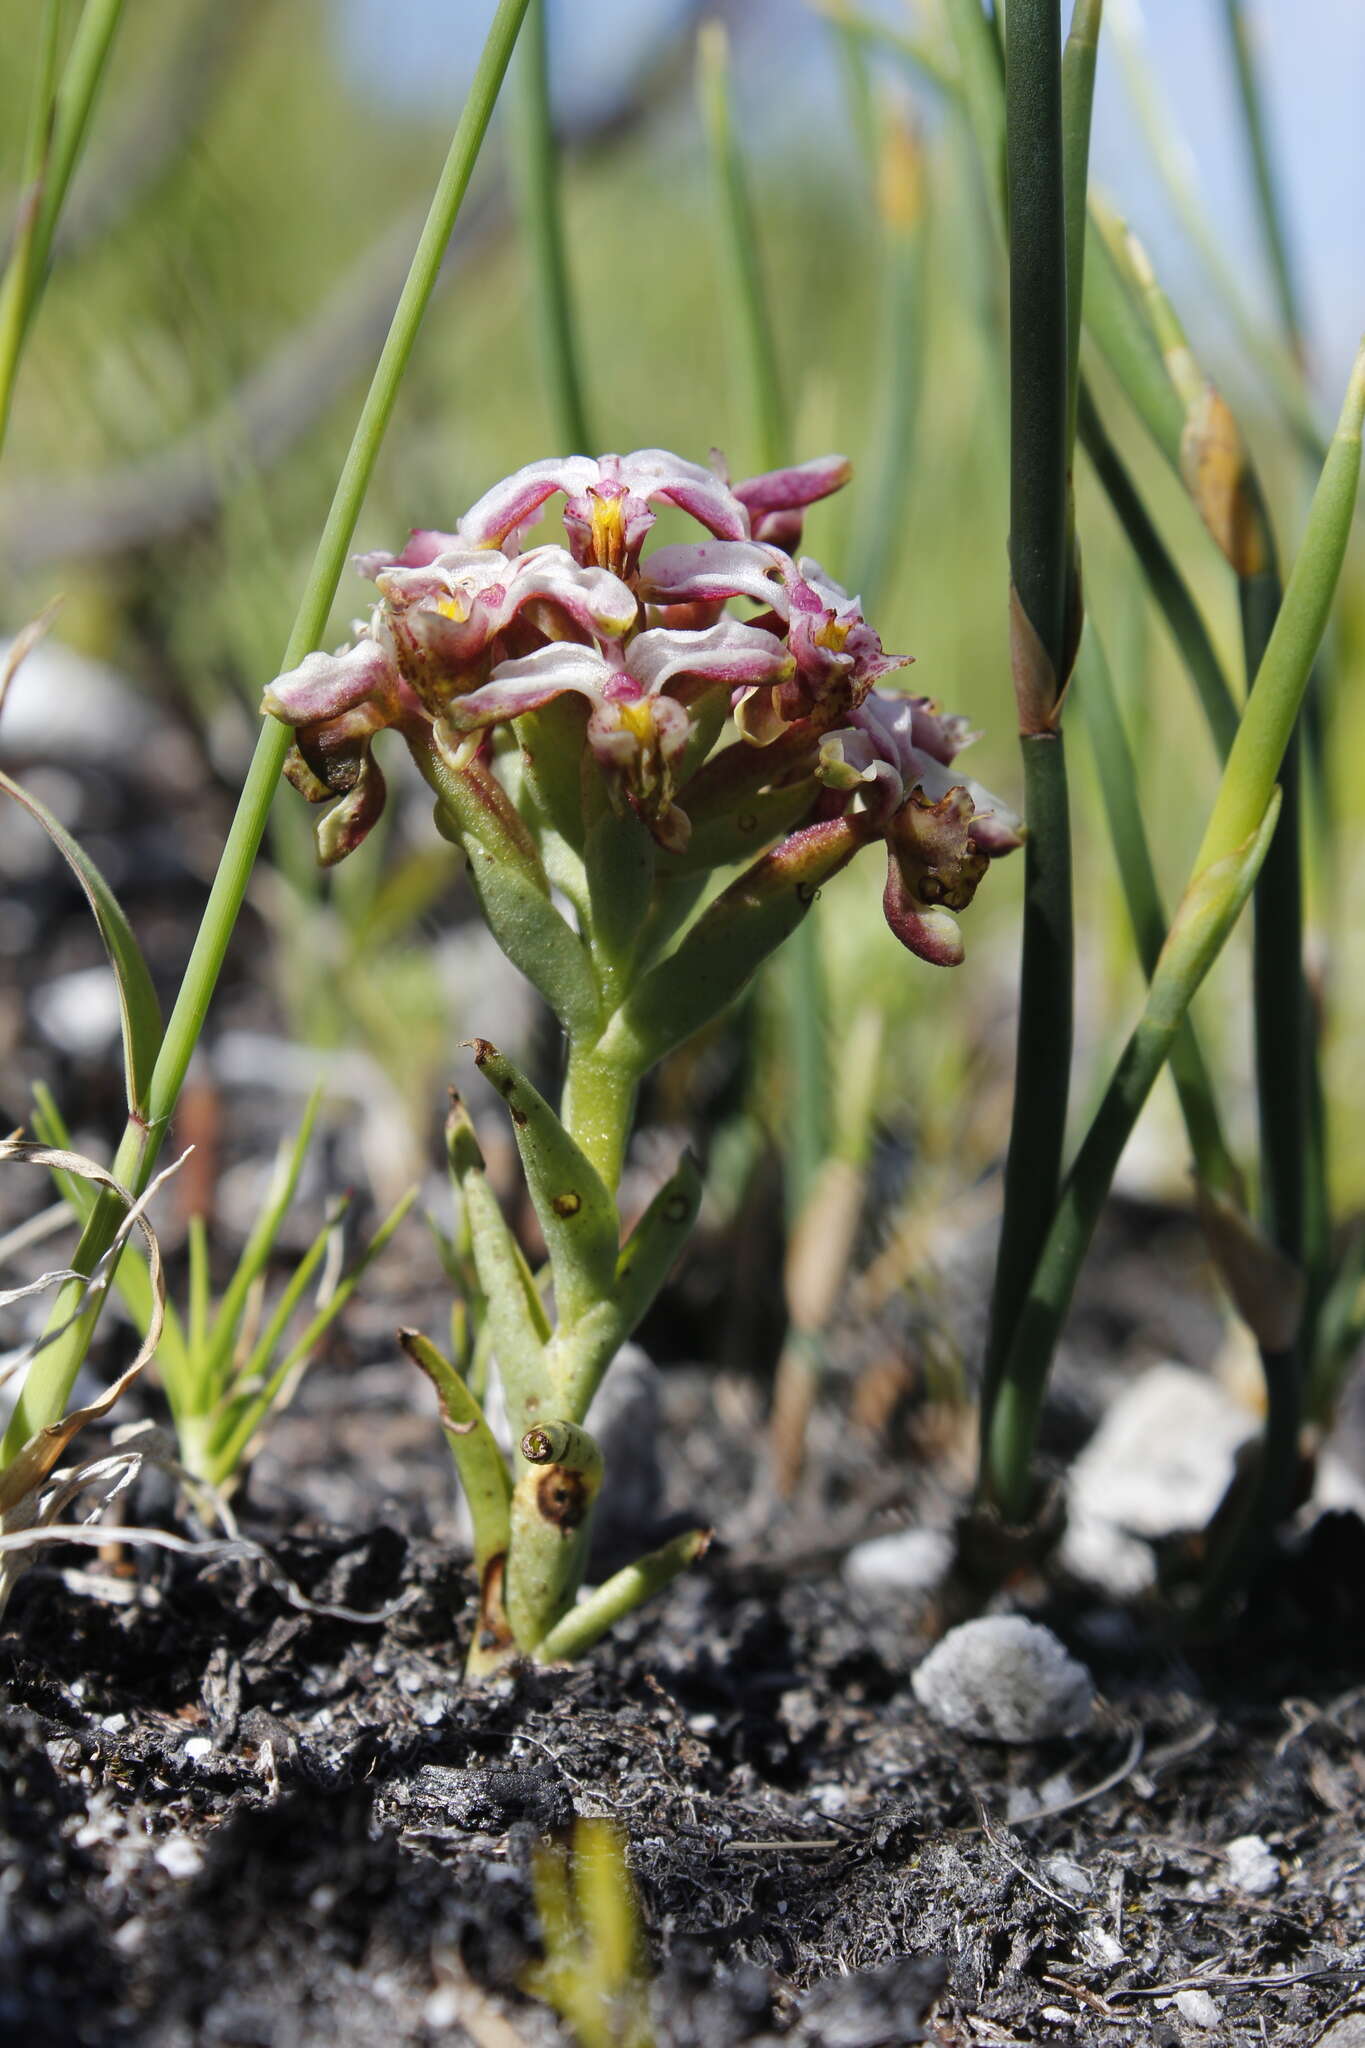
<box><xmin>981</xmin><ymin>1</ymin><xmax>1076</xmax><ymax>1476</ymax></box>
<box><xmin>560</xmin><ymin>1041</ymin><xmax>639</xmax><ymax>1196</ymax></box>
<box><xmin>981</xmin><ymin>732</ymin><xmax>1073</xmax><ymax>1439</ymax></box>
<box><xmin>2</xmin><ymin>0</ymin><xmax>533</xmax><ymax>1462</ymax></box>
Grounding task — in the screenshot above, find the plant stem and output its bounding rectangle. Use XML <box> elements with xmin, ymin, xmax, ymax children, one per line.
<box><xmin>1219</xmin><ymin>0</ymin><xmax>1303</xmax><ymax>362</ymax></box>
<box><xmin>980</xmin><ymin>0</ymin><xmax>1074</xmax><ymax>1496</ymax></box>
<box><xmin>1060</xmin><ymin>0</ymin><xmax>1102</xmax><ymax>461</ymax></box>
<box><xmin>981</xmin><ymin>340</ymin><xmax>1365</xmax><ymax>1515</ymax></box>
<box><xmin>1076</xmin><ymin>625</ymin><xmax>1238</xmax><ymax>1197</ymax></box>
<box><xmin>1078</xmin><ymin>380</ymin><xmax>1240</xmax><ymax>760</ymax></box>
<box><xmin>849</xmin><ymin>107</ymin><xmax>927</xmax><ymax>618</ymax></box>
<box><xmin>511</xmin><ymin>0</ymin><xmax>590</xmax><ymax>452</ymax></box>
<box><xmin>559</xmin><ymin>1040</ymin><xmax>639</xmax><ymax>1195</ymax></box>
<box><xmin>533</xmin><ymin>1527</ymin><xmax>711</xmax><ymax>1663</ymax></box>
<box><xmin>697</xmin><ymin>20</ymin><xmax>787</xmax><ymax>474</ymax></box>
<box><xmin>0</xmin><ymin>0</ymin><xmax>126</xmax><ymax>458</ymax></box>
<box><xmin>3</xmin><ymin>0</ymin><xmax>533</xmax><ymax>1461</ymax></box>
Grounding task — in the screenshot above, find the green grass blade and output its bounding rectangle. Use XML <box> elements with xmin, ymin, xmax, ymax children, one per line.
<box><xmin>0</xmin><ymin>0</ymin><xmax>63</xmax><ymax>453</ymax></box>
<box><xmin>697</xmin><ymin>19</ymin><xmax>787</xmax><ymax>473</ymax></box>
<box><xmin>511</xmin><ymin>0</ymin><xmax>591</xmax><ymax>451</ymax></box>
<box><xmin>1078</xmin><ymin>379</ymin><xmax>1240</xmax><ymax>759</ymax></box>
<box><xmin>4</xmin><ymin>0</ymin><xmax>532</xmax><ymax>1460</ymax></box>
<box><xmin>1076</xmin><ymin>625</ymin><xmax>1238</xmax><ymax>1196</ymax></box>
<box><xmin>0</xmin><ymin>765</ymin><xmax>162</xmax><ymax>1118</ymax></box>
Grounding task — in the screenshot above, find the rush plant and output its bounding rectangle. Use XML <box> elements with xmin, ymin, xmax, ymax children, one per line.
<box><xmin>262</xmin><ymin>449</ymin><xmax>1022</xmax><ymax>1670</ymax></box>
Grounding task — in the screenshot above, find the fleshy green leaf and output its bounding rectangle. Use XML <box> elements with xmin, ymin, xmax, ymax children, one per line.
<box><xmin>467</xmin><ymin>1040</ymin><xmax>619</xmax><ymax>1327</ymax></box>
<box><xmin>1</xmin><ymin>768</ymin><xmax>162</xmax><ymax>1117</ymax></box>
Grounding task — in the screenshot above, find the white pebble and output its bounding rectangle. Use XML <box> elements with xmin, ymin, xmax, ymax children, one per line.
<box><xmin>183</xmin><ymin>1736</ymin><xmax>213</xmax><ymax>1761</ymax></box>
<box><xmin>912</xmin><ymin>1617</ymin><xmax>1094</xmax><ymax>1743</ymax></box>
<box><xmin>1044</xmin><ymin>1853</ymin><xmax>1093</xmax><ymax>1897</ymax></box>
<box><xmin>843</xmin><ymin>1527</ymin><xmax>954</xmax><ymax>1596</ymax></box>
<box><xmin>154</xmin><ymin>1835</ymin><xmax>203</xmax><ymax>1879</ymax></box>
<box><xmin>1223</xmin><ymin>1833</ymin><xmax>1279</xmax><ymax>1895</ymax></box>
<box><xmin>1174</xmin><ymin>1988</ymin><xmax>1222</xmax><ymax>2029</ymax></box>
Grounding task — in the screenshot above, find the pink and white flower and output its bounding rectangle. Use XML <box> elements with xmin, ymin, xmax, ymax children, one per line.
<box><xmin>817</xmin><ymin>690</ymin><xmax>1023</xmax><ymax>963</ymax></box>
<box><xmin>442</xmin><ymin>620</ymin><xmax>793</xmax><ymax>850</ymax></box>
<box><xmin>640</xmin><ymin>540</ymin><xmax>907</xmax><ymax>739</ymax></box>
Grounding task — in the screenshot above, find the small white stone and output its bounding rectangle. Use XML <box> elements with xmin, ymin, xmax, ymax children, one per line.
<box><xmin>843</xmin><ymin>1527</ymin><xmax>954</xmax><ymax>1596</ymax></box>
<box><xmin>423</xmin><ymin>1988</ymin><xmax>462</xmax><ymax>2029</ymax></box>
<box><xmin>1174</xmin><ymin>1988</ymin><xmax>1222</xmax><ymax>2029</ymax></box>
<box><xmin>99</xmin><ymin>1712</ymin><xmax>128</xmax><ymax>1735</ymax></box>
<box><xmin>33</xmin><ymin>966</ymin><xmax>125</xmax><ymax>1061</ymax></box>
<box><xmin>912</xmin><ymin>1617</ymin><xmax>1093</xmax><ymax>1743</ymax></box>
<box><xmin>0</xmin><ymin>637</ymin><xmax>153</xmax><ymax>760</ymax></box>
<box><xmin>1062</xmin><ymin>1364</ymin><xmax>1255</xmax><ymax>1595</ymax></box>
<box><xmin>183</xmin><ymin>1736</ymin><xmax>212</xmax><ymax>1761</ymax></box>
<box><xmin>1315</xmin><ymin>2016</ymin><xmax>1365</xmax><ymax>2047</ymax></box>
<box><xmin>1223</xmin><ymin>1833</ymin><xmax>1279</xmax><ymax>1895</ymax></box>
<box><xmin>1044</xmin><ymin>1853</ymin><xmax>1093</xmax><ymax>1897</ymax></box>
<box><xmin>1080</xmin><ymin>1927</ymin><xmax>1125</xmax><ymax>1967</ymax></box>
<box><xmin>154</xmin><ymin>1835</ymin><xmax>203</xmax><ymax>1879</ymax></box>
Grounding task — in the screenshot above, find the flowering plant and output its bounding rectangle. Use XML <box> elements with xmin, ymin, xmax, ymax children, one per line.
<box><xmin>264</xmin><ymin>446</ymin><xmax>1020</xmax><ymax>1671</ymax></box>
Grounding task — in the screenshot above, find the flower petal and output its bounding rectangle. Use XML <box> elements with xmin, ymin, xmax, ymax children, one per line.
<box><xmin>457</xmin><ymin>456</ymin><xmax>600</xmax><ymax>552</ymax></box>
<box><xmin>639</xmin><ymin>539</ymin><xmax>791</xmax><ymax>612</ymax></box>
<box><xmin>262</xmin><ymin>638</ymin><xmax>395</xmax><ymax>727</ymax></box>
<box><xmin>443</xmin><ymin>641</ymin><xmax>612</xmax><ymax>729</ymax></box>
<box><xmin>614</xmin><ymin>449</ymin><xmax>749</xmax><ymax>539</ymax></box>
<box><xmin>316</xmin><ymin>752</ymin><xmax>388</xmax><ymax>866</ymax></box>
<box><xmin>354</xmin><ymin>528</ymin><xmax>461</xmax><ymax>579</ymax></box>
<box><xmin>627</xmin><ymin>620</ymin><xmax>794</xmax><ymax>695</ymax></box>
<box><xmin>735</xmin><ymin>455</ymin><xmax>853</xmax><ymax>518</ymax></box>
<box><xmin>882</xmin><ymin>854</ymin><xmax>965</xmax><ymax>965</ymax></box>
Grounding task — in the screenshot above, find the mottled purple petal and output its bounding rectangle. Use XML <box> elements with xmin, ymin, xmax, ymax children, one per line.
<box><xmin>443</xmin><ymin>642</ymin><xmax>611</xmax><ymax>729</ymax></box>
<box><xmin>457</xmin><ymin>456</ymin><xmax>599</xmax><ymax>552</ymax></box>
<box><xmin>262</xmin><ymin>639</ymin><xmax>394</xmax><ymax>727</ymax></box>
<box><xmin>639</xmin><ymin>539</ymin><xmax>791</xmax><ymax>611</ymax></box>
<box><xmin>735</xmin><ymin>455</ymin><xmax>852</xmax><ymax>519</ymax></box>
<box><xmin>883</xmin><ymin>856</ymin><xmax>965</xmax><ymax>966</ymax></box>
<box><xmin>316</xmin><ymin>753</ymin><xmax>387</xmax><ymax>866</ymax></box>
<box><xmin>354</xmin><ymin>529</ymin><xmax>461</xmax><ymax>580</ymax></box>
<box><xmin>628</xmin><ymin>620</ymin><xmax>793</xmax><ymax>695</ymax></box>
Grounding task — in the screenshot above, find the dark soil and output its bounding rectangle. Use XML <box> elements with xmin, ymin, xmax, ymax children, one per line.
<box><xmin>4</xmin><ymin>713</ymin><xmax>1365</xmax><ymax>2046</ymax></box>
<box><xmin>4</xmin><ymin>1357</ymin><xmax>1365</xmax><ymax>2047</ymax></box>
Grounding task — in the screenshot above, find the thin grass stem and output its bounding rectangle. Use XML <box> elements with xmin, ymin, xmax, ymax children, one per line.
<box><xmin>3</xmin><ymin>0</ymin><xmax>532</xmax><ymax>1459</ymax></box>
<box><xmin>1076</xmin><ymin>625</ymin><xmax>1238</xmax><ymax>1196</ymax></box>
<box><xmin>511</xmin><ymin>0</ymin><xmax>590</xmax><ymax>452</ymax></box>
<box><xmin>982</xmin><ymin>340</ymin><xmax>1365</xmax><ymax>1516</ymax></box>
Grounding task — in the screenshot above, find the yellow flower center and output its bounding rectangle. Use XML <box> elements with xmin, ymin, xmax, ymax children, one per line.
<box><xmin>435</xmin><ymin>591</ymin><xmax>472</xmax><ymax>623</ymax></box>
<box><xmin>618</xmin><ymin>698</ymin><xmax>654</xmax><ymax>744</ymax></box>
<box><xmin>590</xmin><ymin>494</ymin><xmax>627</xmax><ymax>565</ymax></box>
<box><xmin>813</xmin><ymin>613</ymin><xmax>851</xmax><ymax>653</ymax></box>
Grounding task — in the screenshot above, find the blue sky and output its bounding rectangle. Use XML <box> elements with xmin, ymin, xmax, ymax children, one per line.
<box><xmin>338</xmin><ymin>1</ymin><xmax>1364</xmax><ymax>395</ymax></box>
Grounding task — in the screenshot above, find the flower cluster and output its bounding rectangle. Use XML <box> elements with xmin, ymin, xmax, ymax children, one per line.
<box><xmin>263</xmin><ymin>447</ymin><xmax>1020</xmax><ymax>959</ymax></box>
